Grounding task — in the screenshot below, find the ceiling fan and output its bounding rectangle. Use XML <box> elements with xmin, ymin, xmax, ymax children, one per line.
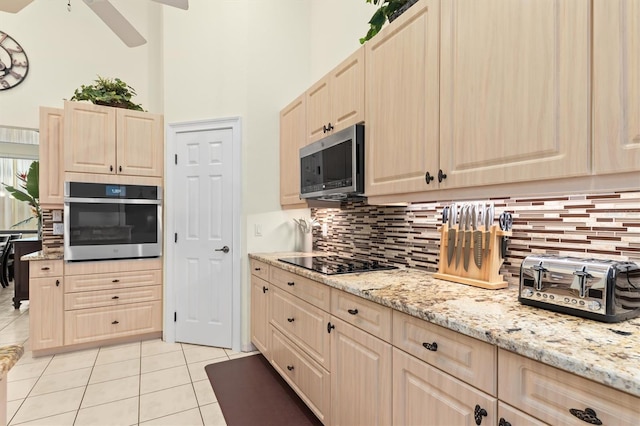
<box><xmin>0</xmin><ymin>0</ymin><xmax>189</xmax><ymax>47</ymax></box>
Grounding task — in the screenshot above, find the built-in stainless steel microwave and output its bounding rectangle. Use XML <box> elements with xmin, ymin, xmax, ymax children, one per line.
<box><xmin>64</xmin><ymin>182</ymin><xmax>162</xmax><ymax>261</ymax></box>
<box><xmin>300</xmin><ymin>124</ymin><xmax>364</xmax><ymax>200</ymax></box>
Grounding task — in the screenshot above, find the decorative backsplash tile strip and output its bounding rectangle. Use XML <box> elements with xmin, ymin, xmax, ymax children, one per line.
<box><xmin>41</xmin><ymin>208</ymin><xmax>63</xmax><ymax>255</ymax></box>
<box><xmin>312</xmin><ymin>191</ymin><xmax>640</xmax><ymax>285</ymax></box>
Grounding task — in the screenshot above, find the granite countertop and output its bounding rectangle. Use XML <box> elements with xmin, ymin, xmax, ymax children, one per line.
<box><xmin>0</xmin><ymin>345</ymin><xmax>23</xmax><ymax>375</ymax></box>
<box><xmin>250</xmin><ymin>252</ymin><xmax>640</xmax><ymax>398</ymax></box>
<box><xmin>21</xmin><ymin>251</ymin><xmax>64</xmax><ymax>261</ymax></box>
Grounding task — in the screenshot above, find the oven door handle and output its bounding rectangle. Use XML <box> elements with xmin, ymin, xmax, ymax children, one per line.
<box><xmin>64</xmin><ymin>197</ymin><xmax>162</xmax><ymax>205</ymax></box>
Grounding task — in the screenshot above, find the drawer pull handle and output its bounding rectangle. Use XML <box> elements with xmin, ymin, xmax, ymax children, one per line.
<box><xmin>112</xmin><ymin>279</ymin><xmax>120</xmax><ymax>283</ymax></box>
<box><xmin>41</xmin><ymin>267</ymin><xmax>50</xmax><ymax>271</ymax></box>
<box><xmin>422</xmin><ymin>342</ymin><xmax>438</xmax><ymax>352</ymax></box>
<box><xmin>287</xmin><ymin>281</ymin><xmax>295</xmax><ymax>286</ymax></box>
<box><xmin>112</xmin><ymin>296</ymin><xmax>119</xmax><ymax>300</ymax></box>
<box><xmin>262</xmin><ymin>286</ymin><xmax>268</xmax><ymax>293</ymax></box>
<box><xmin>287</xmin><ymin>318</ymin><xmax>295</xmax><ymax>323</ymax></box>
<box><xmin>347</xmin><ymin>308</ymin><xmax>359</xmax><ymax>315</ymax></box>
<box><xmin>474</xmin><ymin>405</ymin><xmax>487</xmax><ymax>425</ymax></box>
<box><xmin>327</xmin><ymin>322</ymin><xmax>334</xmax><ymax>333</ymax></box>
<box><xmin>286</xmin><ymin>365</ymin><xmax>294</xmax><ymax>371</ymax></box>
<box><xmin>55</xmin><ymin>279</ymin><xmax>60</xmax><ymax>287</ymax></box>
<box><xmin>112</xmin><ymin>320</ymin><xmax>119</xmax><ymax>325</ymax></box>
<box><xmin>254</xmin><ymin>267</ymin><xmax>261</xmax><ymax>271</ymax></box>
<box><xmin>569</xmin><ymin>408</ymin><xmax>603</xmax><ymax>425</ymax></box>
<box><xmin>498</xmin><ymin>419</ymin><xmax>511</xmax><ymax>426</ymax></box>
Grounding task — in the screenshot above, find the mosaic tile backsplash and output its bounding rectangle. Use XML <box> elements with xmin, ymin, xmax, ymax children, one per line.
<box><xmin>312</xmin><ymin>191</ymin><xmax>640</xmax><ymax>285</ymax></box>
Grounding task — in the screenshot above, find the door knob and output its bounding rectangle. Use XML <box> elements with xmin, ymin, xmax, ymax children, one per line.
<box><xmin>215</xmin><ymin>246</ymin><xmax>230</xmax><ymax>254</ymax></box>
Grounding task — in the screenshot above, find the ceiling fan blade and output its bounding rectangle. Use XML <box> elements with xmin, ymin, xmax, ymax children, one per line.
<box><xmin>83</xmin><ymin>0</ymin><xmax>146</xmax><ymax>47</ymax></box>
<box><xmin>151</xmin><ymin>0</ymin><xmax>188</xmax><ymax>10</ymax></box>
<box><xmin>0</xmin><ymin>0</ymin><xmax>34</xmax><ymax>13</ymax></box>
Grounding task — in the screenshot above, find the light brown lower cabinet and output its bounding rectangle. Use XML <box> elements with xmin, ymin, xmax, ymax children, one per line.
<box><xmin>498</xmin><ymin>349</ymin><xmax>640</xmax><ymax>425</ymax></box>
<box><xmin>29</xmin><ymin>262</ymin><xmax>64</xmax><ymax>351</ymax></box>
<box><xmin>330</xmin><ymin>316</ymin><xmax>392</xmax><ymax>426</ymax></box>
<box><xmin>269</xmin><ymin>326</ymin><xmax>331</xmax><ymax>424</ymax></box>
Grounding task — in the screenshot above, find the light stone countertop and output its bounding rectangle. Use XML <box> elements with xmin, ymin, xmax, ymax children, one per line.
<box><xmin>250</xmin><ymin>252</ymin><xmax>640</xmax><ymax>398</ymax></box>
<box><xmin>21</xmin><ymin>251</ymin><xmax>64</xmax><ymax>261</ymax></box>
<box><xmin>0</xmin><ymin>345</ymin><xmax>23</xmax><ymax>375</ymax></box>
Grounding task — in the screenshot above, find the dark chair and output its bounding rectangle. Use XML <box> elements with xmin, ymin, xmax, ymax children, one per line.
<box><xmin>0</xmin><ymin>235</ymin><xmax>9</xmax><ymax>288</ymax></box>
<box><xmin>1</xmin><ymin>234</ymin><xmax>22</xmax><ymax>288</ymax></box>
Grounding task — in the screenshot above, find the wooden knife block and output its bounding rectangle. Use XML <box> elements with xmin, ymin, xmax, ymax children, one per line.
<box><xmin>433</xmin><ymin>224</ymin><xmax>511</xmax><ymax>290</ymax></box>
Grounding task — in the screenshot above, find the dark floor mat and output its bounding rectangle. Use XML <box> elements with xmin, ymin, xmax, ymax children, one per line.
<box><xmin>204</xmin><ymin>354</ymin><xmax>324</xmax><ymax>426</ymax></box>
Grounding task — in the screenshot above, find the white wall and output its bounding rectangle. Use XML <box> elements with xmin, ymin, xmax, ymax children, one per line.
<box><xmin>0</xmin><ymin>0</ymin><xmax>163</xmax><ymax>129</ymax></box>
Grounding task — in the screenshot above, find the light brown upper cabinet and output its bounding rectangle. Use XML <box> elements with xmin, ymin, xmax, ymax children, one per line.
<box><xmin>593</xmin><ymin>0</ymin><xmax>640</xmax><ymax>174</ymax></box>
<box><xmin>365</xmin><ymin>0</ymin><xmax>440</xmax><ymax>197</ymax></box>
<box><xmin>39</xmin><ymin>107</ymin><xmax>65</xmax><ymax>207</ymax></box>
<box><xmin>279</xmin><ymin>95</ymin><xmax>307</xmax><ymax>208</ymax></box>
<box><xmin>306</xmin><ymin>47</ymin><xmax>365</xmax><ymax>145</ymax></box>
<box><xmin>64</xmin><ymin>101</ymin><xmax>163</xmax><ymax>177</ymax></box>
<box><xmin>439</xmin><ymin>0</ymin><xmax>590</xmax><ymax>189</ymax></box>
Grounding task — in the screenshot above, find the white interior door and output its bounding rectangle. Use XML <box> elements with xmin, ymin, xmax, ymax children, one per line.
<box><xmin>171</xmin><ymin>121</ymin><xmax>237</xmax><ymax>348</ymax></box>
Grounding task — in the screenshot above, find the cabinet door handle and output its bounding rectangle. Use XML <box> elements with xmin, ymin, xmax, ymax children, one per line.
<box><xmin>287</xmin><ymin>317</ymin><xmax>295</xmax><ymax>323</ymax></box>
<box><xmin>287</xmin><ymin>281</ymin><xmax>295</xmax><ymax>286</ymax></box>
<box><xmin>425</xmin><ymin>171</ymin><xmax>434</xmax><ymax>184</ymax></box>
<box><xmin>286</xmin><ymin>365</ymin><xmax>294</xmax><ymax>371</ymax></box>
<box><xmin>119</xmin><ymin>165</ymin><xmax>122</xmax><ymax>172</ymax></box>
<box><xmin>254</xmin><ymin>267</ymin><xmax>261</xmax><ymax>271</ymax></box>
<box><xmin>422</xmin><ymin>342</ymin><xmax>438</xmax><ymax>352</ymax></box>
<box><xmin>262</xmin><ymin>286</ymin><xmax>268</xmax><ymax>293</ymax></box>
<box><xmin>327</xmin><ymin>122</ymin><xmax>334</xmax><ymax>132</ymax></box>
<box><xmin>55</xmin><ymin>279</ymin><xmax>60</xmax><ymax>287</ymax></box>
<box><xmin>41</xmin><ymin>267</ymin><xmax>50</xmax><ymax>271</ymax></box>
<box><xmin>347</xmin><ymin>309</ymin><xmax>359</xmax><ymax>315</ymax></box>
<box><xmin>327</xmin><ymin>322</ymin><xmax>335</xmax><ymax>333</ymax></box>
<box><xmin>474</xmin><ymin>405</ymin><xmax>487</xmax><ymax>425</ymax></box>
<box><xmin>112</xmin><ymin>279</ymin><xmax>120</xmax><ymax>283</ymax></box>
<box><xmin>112</xmin><ymin>296</ymin><xmax>119</xmax><ymax>300</ymax></box>
<box><xmin>498</xmin><ymin>419</ymin><xmax>512</xmax><ymax>426</ymax></box>
<box><xmin>438</xmin><ymin>169</ymin><xmax>447</xmax><ymax>183</ymax></box>
<box><xmin>569</xmin><ymin>408</ymin><xmax>603</xmax><ymax>425</ymax></box>
<box><xmin>112</xmin><ymin>320</ymin><xmax>119</xmax><ymax>325</ymax></box>
<box><xmin>110</xmin><ymin>165</ymin><xmax>114</xmax><ymax>172</ymax></box>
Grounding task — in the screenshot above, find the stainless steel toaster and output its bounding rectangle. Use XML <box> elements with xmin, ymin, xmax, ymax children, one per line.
<box><xmin>519</xmin><ymin>255</ymin><xmax>640</xmax><ymax>322</ymax></box>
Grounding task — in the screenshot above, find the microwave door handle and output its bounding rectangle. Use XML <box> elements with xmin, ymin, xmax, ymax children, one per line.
<box><xmin>64</xmin><ymin>197</ymin><xmax>161</xmax><ymax>205</ymax></box>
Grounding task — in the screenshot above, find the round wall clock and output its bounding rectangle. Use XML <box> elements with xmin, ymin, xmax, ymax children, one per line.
<box><xmin>0</xmin><ymin>31</ymin><xmax>29</xmax><ymax>90</ymax></box>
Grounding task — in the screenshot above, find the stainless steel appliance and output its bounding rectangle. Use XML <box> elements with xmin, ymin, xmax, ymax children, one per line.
<box><xmin>64</xmin><ymin>182</ymin><xmax>162</xmax><ymax>261</ymax></box>
<box><xmin>278</xmin><ymin>255</ymin><xmax>397</xmax><ymax>275</ymax></box>
<box><xmin>519</xmin><ymin>255</ymin><xmax>640</xmax><ymax>322</ymax></box>
<box><xmin>300</xmin><ymin>124</ymin><xmax>364</xmax><ymax>201</ymax></box>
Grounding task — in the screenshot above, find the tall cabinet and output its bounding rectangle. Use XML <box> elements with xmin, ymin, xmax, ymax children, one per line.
<box><xmin>279</xmin><ymin>95</ymin><xmax>307</xmax><ymax>208</ymax></box>
<box><xmin>39</xmin><ymin>107</ymin><xmax>65</xmax><ymax>207</ymax></box>
<box><xmin>365</xmin><ymin>0</ymin><xmax>440</xmax><ymax>197</ymax></box>
<box><xmin>439</xmin><ymin>0</ymin><xmax>590</xmax><ymax>189</ymax></box>
<box><xmin>593</xmin><ymin>0</ymin><xmax>640</xmax><ymax>174</ymax></box>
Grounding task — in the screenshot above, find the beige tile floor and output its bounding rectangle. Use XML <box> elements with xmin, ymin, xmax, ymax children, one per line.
<box><xmin>0</xmin><ymin>283</ymin><xmax>256</xmax><ymax>425</ymax></box>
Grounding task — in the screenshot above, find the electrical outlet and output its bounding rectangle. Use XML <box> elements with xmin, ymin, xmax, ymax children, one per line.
<box><xmin>52</xmin><ymin>210</ymin><xmax>62</xmax><ymax>222</ymax></box>
<box><xmin>254</xmin><ymin>224</ymin><xmax>262</xmax><ymax>237</ymax></box>
<box><xmin>53</xmin><ymin>222</ymin><xmax>64</xmax><ymax>235</ymax></box>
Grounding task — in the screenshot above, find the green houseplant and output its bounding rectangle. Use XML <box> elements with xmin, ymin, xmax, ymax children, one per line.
<box><xmin>70</xmin><ymin>76</ymin><xmax>144</xmax><ymax>111</ymax></box>
<box><xmin>2</xmin><ymin>161</ymin><xmax>41</xmax><ymax>232</ymax></box>
<box><xmin>360</xmin><ymin>0</ymin><xmax>417</xmax><ymax>44</ymax></box>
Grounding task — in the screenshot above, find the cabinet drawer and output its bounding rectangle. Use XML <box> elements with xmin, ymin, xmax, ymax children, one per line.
<box><xmin>269</xmin><ymin>266</ymin><xmax>330</xmax><ymax>311</ymax></box>
<box><xmin>270</xmin><ymin>286</ymin><xmax>330</xmax><ymax>370</ymax></box>
<box><xmin>331</xmin><ymin>289</ymin><xmax>392</xmax><ymax>342</ymax></box>
<box><xmin>64</xmin><ymin>300</ymin><xmax>162</xmax><ymax>345</ymax></box>
<box><xmin>498</xmin><ymin>402</ymin><xmax>547</xmax><ymax>426</ymax></box>
<box><xmin>65</xmin><ymin>269</ymin><xmax>162</xmax><ymax>293</ymax></box>
<box><xmin>393</xmin><ymin>348</ymin><xmax>497</xmax><ymax>426</ymax></box>
<box><xmin>64</xmin><ymin>258</ymin><xmax>162</xmax><ymax>275</ymax></box>
<box><xmin>29</xmin><ymin>260</ymin><xmax>63</xmax><ymax>278</ymax></box>
<box><xmin>250</xmin><ymin>259</ymin><xmax>269</xmax><ymax>280</ymax></box>
<box><xmin>498</xmin><ymin>349</ymin><xmax>640</xmax><ymax>425</ymax></box>
<box><xmin>392</xmin><ymin>310</ymin><xmax>497</xmax><ymax>396</ymax></box>
<box><xmin>269</xmin><ymin>326</ymin><xmax>330</xmax><ymax>424</ymax></box>
<box><xmin>65</xmin><ymin>285</ymin><xmax>162</xmax><ymax>310</ymax></box>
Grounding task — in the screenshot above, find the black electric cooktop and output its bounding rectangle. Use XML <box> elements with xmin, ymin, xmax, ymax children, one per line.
<box><xmin>278</xmin><ymin>255</ymin><xmax>398</xmax><ymax>275</ymax></box>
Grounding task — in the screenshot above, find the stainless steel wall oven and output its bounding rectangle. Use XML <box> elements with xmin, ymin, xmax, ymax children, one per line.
<box><xmin>64</xmin><ymin>182</ymin><xmax>162</xmax><ymax>261</ymax></box>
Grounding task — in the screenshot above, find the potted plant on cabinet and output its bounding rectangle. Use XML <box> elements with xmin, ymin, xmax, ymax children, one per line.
<box><xmin>70</xmin><ymin>76</ymin><xmax>144</xmax><ymax>111</ymax></box>
<box><xmin>360</xmin><ymin>0</ymin><xmax>419</xmax><ymax>44</ymax></box>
